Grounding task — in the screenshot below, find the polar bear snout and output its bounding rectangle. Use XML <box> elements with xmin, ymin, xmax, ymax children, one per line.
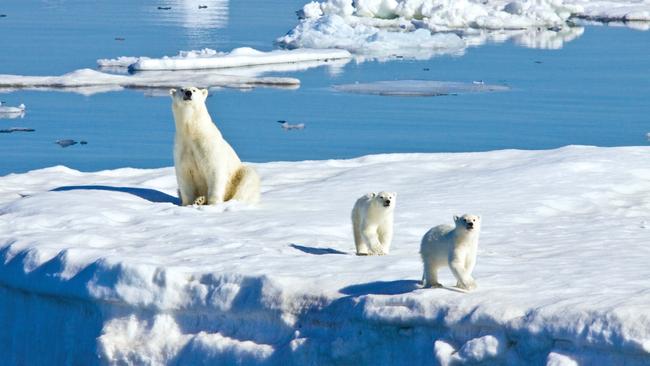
<box><xmin>182</xmin><ymin>89</ymin><xmax>193</xmax><ymax>101</ymax></box>
<box><xmin>383</xmin><ymin>199</ymin><xmax>392</xmax><ymax>207</ymax></box>
<box><xmin>466</xmin><ymin>221</ymin><xmax>474</xmax><ymax>230</ymax></box>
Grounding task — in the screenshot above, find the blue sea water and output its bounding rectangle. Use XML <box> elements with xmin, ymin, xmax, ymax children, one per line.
<box><xmin>0</xmin><ymin>0</ymin><xmax>648</xmax><ymax>175</ymax></box>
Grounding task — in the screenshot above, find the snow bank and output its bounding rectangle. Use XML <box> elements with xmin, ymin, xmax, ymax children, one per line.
<box><xmin>1</xmin><ymin>146</ymin><xmax>650</xmax><ymax>364</ymax></box>
<box><xmin>278</xmin><ymin>0</ymin><xmax>649</xmax><ymax>58</ymax></box>
<box><xmin>334</xmin><ymin>80</ymin><xmax>510</xmax><ymax>96</ymax></box>
<box><xmin>98</xmin><ymin>47</ymin><xmax>351</xmax><ymax>71</ymax></box>
<box><xmin>0</xmin><ymin>68</ymin><xmax>300</xmax><ymax>95</ymax></box>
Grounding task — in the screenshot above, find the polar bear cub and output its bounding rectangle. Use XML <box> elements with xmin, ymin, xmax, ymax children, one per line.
<box><xmin>351</xmin><ymin>191</ymin><xmax>396</xmax><ymax>255</ymax></box>
<box><xmin>170</xmin><ymin>87</ymin><xmax>260</xmax><ymax>206</ymax></box>
<box><xmin>420</xmin><ymin>214</ymin><xmax>481</xmax><ymax>290</ymax></box>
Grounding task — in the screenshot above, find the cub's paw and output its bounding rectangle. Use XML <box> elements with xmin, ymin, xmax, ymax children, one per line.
<box><xmin>193</xmin><ymin>196</ymin><xmax>206</xmax><ymax>206</ymax></box>
<box><xmin>423</xmin><ymin>281</ymin><xmax>443</xmax><ymax>289</ymax></box>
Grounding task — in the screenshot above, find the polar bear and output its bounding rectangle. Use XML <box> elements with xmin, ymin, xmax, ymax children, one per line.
<box><xmin>420</xmin><ymin>214</ymin><xmax>481</xmax><ymax>290</ymax></box>
<box><xmin>351</xmin><ymin>191</ymin><xmax>396</xmax><ymax>255</ymax></box>
<box><xmin>170</xmin><ymin>87</ymin><xmax>260</xmax><ymax>206</ymax></box>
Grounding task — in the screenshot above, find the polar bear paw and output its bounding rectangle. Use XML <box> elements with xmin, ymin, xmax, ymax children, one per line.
<box><xmin>193</xmin><ymin>196</ymin><xmax>206</xmax><ymax>206</ymax></box>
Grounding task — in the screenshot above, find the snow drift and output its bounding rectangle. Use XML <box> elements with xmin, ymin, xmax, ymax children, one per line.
<box><xmin>1</xmin><ymin>146</ymin><xmax>649</xmax><ymax>365</ymax></box>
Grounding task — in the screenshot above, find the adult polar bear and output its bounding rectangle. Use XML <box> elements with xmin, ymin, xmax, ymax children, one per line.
<box><xmin>170</xmin><ymin>87</ymin><xmax>260</xmax><ymax>206</ymax></box>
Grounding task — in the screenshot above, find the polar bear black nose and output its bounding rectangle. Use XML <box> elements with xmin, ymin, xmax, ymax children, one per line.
<box><xmin>184</xmin><ymin>90</ymin><xmax>192</xmax><ymax>97</ymax></box>
<box><xmin>467</xmin><ymin>222</ymin><xmax>474</xmax><ymax>229</ymax></box>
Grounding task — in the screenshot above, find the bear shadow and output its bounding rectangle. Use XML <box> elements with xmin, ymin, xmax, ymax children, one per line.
<box><xmin>51</xmin><ymin>185</ymin><xmax>180</xmax><ymax>205</ymax></box>
<box><xmin>339</xmin><ymin>280</ymin><xmax>421</xmax><ymax>296</ymax></box>
<box><xmin>289</xmin><ymin>243</ymin><xmax>348</xmax><ymax>256</ymax></box>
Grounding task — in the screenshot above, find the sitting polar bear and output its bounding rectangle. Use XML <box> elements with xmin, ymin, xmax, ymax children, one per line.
<box><xmin>351</xmin><ymin>191</ymin><xmax>396</xmax><ymax>255</ymax></box>
<box><xmin>170</xmin><ymin>87</ymin><xmax>260</xmax><ymax>206</ymax></box>
<box><xmin>420</xmin><ymin>214</ymin><xmax>481</xmax><ymax>290</ymax></box>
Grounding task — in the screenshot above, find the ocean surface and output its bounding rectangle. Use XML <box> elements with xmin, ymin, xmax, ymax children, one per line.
<box><xmin>0</xmin><ymin>0</ymin><xmax>648</xmax><ymax>175</ymax></box>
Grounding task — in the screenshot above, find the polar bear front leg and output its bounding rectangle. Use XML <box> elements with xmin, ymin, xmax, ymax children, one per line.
<box><xmin>177</xmin><ymin>169</ymin><xmax>197</xmax><ymax>206</ymax></box>
<box><xmin>207</xmin><ymin>171</ymin><xmax>228</xmax><ymax>205</ymax></box>
<box><xmin>450</xmin><ymin>251</ymin><xmax>476</xmax><ymax>290</ymax></box>
<box><xmin>377</xmin><ymin>224</ymin><xmax>393</xmax><ymax>255</ymax></box>
<box><xmin>362</xmin><ymin>226</ymin><xmax>382</xmax><ymax>255</ymax></box>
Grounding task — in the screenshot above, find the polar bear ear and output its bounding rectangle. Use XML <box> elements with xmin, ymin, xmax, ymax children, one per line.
<box><xmin>201</xmin><ymin>88</ymin><xmax>209</xmax><ymax>98</ymax></box>
<box><xmin>169</xmin><ymin>88</ymin><xmax>177</xmax><ymax>97</ymax></box>
<box><xmin>392</xmin><ymin>192</ymin><xmax>397</xmax><ymax>198</ymax></box>
<box><xmin>370</xmin><ymin>192</ymin><xmax>376</xmax><ymax>198</ymax></box>
<box><xmin>453</xmin><ymin>215</ymin><xmax>460</xmax><ymax>222</ymax></box>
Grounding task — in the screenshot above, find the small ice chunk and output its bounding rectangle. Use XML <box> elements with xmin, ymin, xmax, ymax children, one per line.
<box><xmin>0</xmin><ymin>127</ymin><xmax>35</xmax><ymax>133</ymax></box>
<box><xmin>56</xmin><ymin>139</ymin><xmax>78</xmax><ymax>148</ymax></box>
<box><xmin>277</xmin><ymin>120</ymin><xmax>305</xmax><ymax>130</ymax></box>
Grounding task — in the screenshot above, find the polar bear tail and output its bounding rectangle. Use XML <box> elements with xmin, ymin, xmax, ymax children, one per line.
<box><xmin>226</xmin><ymin>165</ymin><xmax>261</xmax><ymax>204</ymax></box>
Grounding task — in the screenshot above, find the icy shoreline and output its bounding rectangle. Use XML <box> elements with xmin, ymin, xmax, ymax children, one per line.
<box><xmin>0</xmin><ymin>146</ymin><xmax>649</xmax><ymax>364</ymax></box>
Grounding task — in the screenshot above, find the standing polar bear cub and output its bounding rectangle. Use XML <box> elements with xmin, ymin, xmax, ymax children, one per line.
<box><xmin>170</xmin><ymin>87</ymin><xmax>260</xmax><ymax>206</ymax></box>
<box><xmin>351</xmin><ymin>192</ymin><xmax>396</xmax><ymax>255</ymax></box>
<box><xmin>420</xmin><ymin>214</ymin><xmax>481</xmax><ymax>290</ymax></box>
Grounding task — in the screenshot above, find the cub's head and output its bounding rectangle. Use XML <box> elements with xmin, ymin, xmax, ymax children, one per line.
<box><xmin>454</xmin><ymin>214</ymin><xmax>481</xmax><ymax>232</ymax></box>
<box><xmin>372</xmin><ymin>191</ymin><xmax>396</xmax><ymax>209</ymax></box>
<box><xmin>169</xmin><ymin>86</ymin><xmax>209</xmax><ymax>110</ymax></box>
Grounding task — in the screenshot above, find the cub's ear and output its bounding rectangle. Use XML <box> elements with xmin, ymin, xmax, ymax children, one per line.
<box><xmin>453</xmin><ymin>215</ymin><xmax>460</xmax><ymax>222</ymax></box>
<box><xmin>370</xmin><ymin>192</ymin><xmax>376</xmax><ymax>198</ymax></box>
<box><xmin>392</xmin><ymin>192</ymin><xmax>397</xmax><ymax>198</ymax></box>
<box><xmin>201</xmin><ymin>88</ymin><xmax>209</xmax><ymax>97</ymax></box>
<box><xmin>169</xmin><ymin>88</ymin><xmax>177</xmax><ymax>97</ymax></box>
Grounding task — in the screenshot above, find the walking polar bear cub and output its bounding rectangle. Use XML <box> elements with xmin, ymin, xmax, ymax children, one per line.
<box><xmin>351</xmin><ymin>192</ymin><xmax>396</xmax><ymax>255</ymax></box>
<box><xmin>420</xmin><ymin>214</ymin><xmax>481</xmax><ymax>290</ymax></box>
<box><xmin>170</xmin><ymin>87</ymin><xmax>260</xmax><ymax>206</ymax></box>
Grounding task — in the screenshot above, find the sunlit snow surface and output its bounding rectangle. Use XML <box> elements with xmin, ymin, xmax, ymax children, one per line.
<box><xmin>1</xmin><ymin>146</ymin><xmax>649</xmax><ymax>364</ymax></box>
<box><xmin>278</xmin><ymin>0</ymin><xmax>650</xmax><ymax>59</ymax></box>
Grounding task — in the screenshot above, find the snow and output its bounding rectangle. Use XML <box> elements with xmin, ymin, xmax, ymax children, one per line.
<box><xmin>0</xmin><ymin>68</ymin><xmax>300</xmax><ymax>96</ymax></box>
<box><xmin>1</xmin><ymin>146</ymin><xmax>649</xmax><ymax>364</ymax></box>
<box><xmin>97</xmin><ymin>47</ymin><xmax>351</xmax><ymax>71</ymax></box>
<box><xmin>333</xmin><ymin>80</ymin><xmax>510</xmax><ymax>96</ymax></box>
<box><xmin>278</xmin><ymin>0</ymin><xmax>650</xmax><ymax>58</ymax></box>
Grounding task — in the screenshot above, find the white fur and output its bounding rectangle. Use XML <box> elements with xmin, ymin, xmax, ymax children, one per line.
<box><xmin>170</xmin><ymin>87</ymin><xmax>260</xmax><ymax>206</ymax></box>
<box><xmin>351</xmin><ymin>191</ymin><xmax>396</xmax><ymax>255</ymax></box>
<box><xmin>420</xmin><ymin>214</ymin><xmax>482</xmax><ymax>290</ymax></box>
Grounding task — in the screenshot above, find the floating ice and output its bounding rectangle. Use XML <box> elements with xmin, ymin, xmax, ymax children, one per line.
<box><xmin>279</xmin><ymin>0</ymin><xmax>649</xmax><ymax>59</ymax></box>
<box><xmin>334</xmin><ymin>80</ymin><xmax>510</xmax><ymax>96</ymax></box>
<box><xmin>277</xmin><ymin>120</ymin><xmax>306</xmax><ymax>130</ymax></box>
<box><xmin>97</xmin><ymin>47</ymin><xmax>351</xmax><ymax>71</ymax></box>
<box><xmin>0</xmin><ymin>127</ymin><xmax>34</xmax><ymax>133</ymax></box>
<box><xmin>1</xmin><ymin>146</ymin><xmax>650</xmax><ymax>364</ymax></box>
<box><xmin>0</xmin><ymin>102</ymin><xmax>26</xmax><ymax>116</ymax></box>
<box><xmin>0</xmin><ymin>68</ymin><xmax>300</xmax><ymax>96</ymax></box>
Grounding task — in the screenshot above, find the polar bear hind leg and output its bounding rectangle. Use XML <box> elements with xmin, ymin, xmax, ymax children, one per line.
<box><xmin>226</xmin><ymin>165</ymin><xmax>261</xmax><ymax>204</ymax></box>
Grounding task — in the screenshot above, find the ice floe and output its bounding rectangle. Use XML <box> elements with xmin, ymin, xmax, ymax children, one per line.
<box><xmin>1</xmin><ymin>146</ymin><xmax>649</xmax><ymax>364</ymax></box>
<box><xmin>279</xmin><ymin>0</ymin><xmax>650</xmax><ymax>59</ymax></box>
<box><xmin>0</xmin><ymin>102</ymin><xmax>26</xmax><ymax>118</ymax></box>
<box><xmin>98</xmin><ymin>47</ymin><xmax>351</xmax><ymax>71</ymax></box>
<box><xmin>334</xmin><ymin>80</ymin><xmax>510</xmax><ymax>96</ymax></box>
<box><xmin>0</xmin><ymin>68</ymin><xmax>300</xmax><ymax>96</ymax></box>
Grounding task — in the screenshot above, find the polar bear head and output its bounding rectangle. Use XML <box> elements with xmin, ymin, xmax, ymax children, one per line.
<box><xmin>454</xmin><ymin>214</ymin><xmax>481</xmax><ymax>232</ymax></box>
<box><xmin>372</xmin><ymin>191</ymin><xmax>396</xmax><ymax>210</ymax></box>
<box><xmin>170</xmin><ymin>87</ymin><xmax>209</xmax><ymax>117</ymax></box>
